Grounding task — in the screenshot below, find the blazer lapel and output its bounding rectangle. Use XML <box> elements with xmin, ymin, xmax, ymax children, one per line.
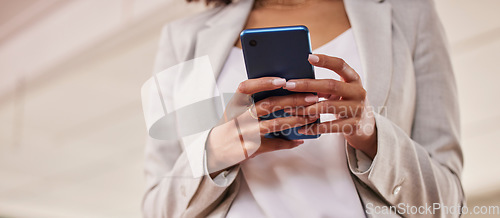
<box><xmin>344</xmin><ymin>0</ymin><xmax>393</xmax><ymax>112</ymax></box>
<box><xmin>195</xmin><ymin>0</ymin><xmax>254</xmax><ymax>81</ymax></box>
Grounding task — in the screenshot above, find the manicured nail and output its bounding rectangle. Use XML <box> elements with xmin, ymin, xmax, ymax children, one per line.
<box><xmin>284</xmin><ymin>81</ymin><xmax>296</xmax><ymax>89</ymax></box>
<box><xmin>308</xmin><ymin>54</ymin><xmax>319</xmax><ymax>63</ymax></box>
<box><xmin>294</xmin><ymin>140</ymin><xmax>304</xmax><ymax>145</ymax></box>
<box><xmin>305</xmin><ymin>95</ymin><xmax>318</xmax><ymax>103</ymax></box>
<box><xmin>272</xmin><ymin>78</ymin><xmax>286</xmax><ymax>86</ymax></box>
<box><xmin>297</xmin><ymin>128</ymin><xmax>305</xmax><ymax>134</ymax></box>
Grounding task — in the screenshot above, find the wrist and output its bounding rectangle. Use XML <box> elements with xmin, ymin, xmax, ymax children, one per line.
<box><xmin>346</xmin><ymin>123</ymin><xmax>378</xmax><ymax>160</ymax></box>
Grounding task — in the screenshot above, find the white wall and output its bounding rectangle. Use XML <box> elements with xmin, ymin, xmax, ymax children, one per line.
<box><xmin>0</xmin><ymin>0</ymin><xmax>205</xmax><ymax>217</ymax></box>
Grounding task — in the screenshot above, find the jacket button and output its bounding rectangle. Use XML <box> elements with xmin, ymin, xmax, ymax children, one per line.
<box><xmin>393</xmin><ymin>186</ymin><xmax>401</xmax><ymax>195</ymax></box>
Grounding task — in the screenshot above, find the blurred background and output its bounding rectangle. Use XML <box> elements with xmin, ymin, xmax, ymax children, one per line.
<box><xmin>0</xmin><ymin>0</ymin><xmax>498</xmax><ymax>217</ymax></box>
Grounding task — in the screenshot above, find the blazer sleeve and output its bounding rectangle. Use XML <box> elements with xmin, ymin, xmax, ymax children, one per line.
<box><xmin>346</xmin><ymin>0</ymin><xmax>465</xmax><ymax>215</ymax></box>
<box><xmin>142</xmin><ymin>24</ymin><xmax>240</xmax><ymax>218</ymax></box>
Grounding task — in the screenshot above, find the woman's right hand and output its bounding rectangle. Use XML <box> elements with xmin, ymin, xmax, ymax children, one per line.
<box><xmin>206</xmin><ymin>77</ymin><xmax>319</xmax><ymax>177</ymax></box>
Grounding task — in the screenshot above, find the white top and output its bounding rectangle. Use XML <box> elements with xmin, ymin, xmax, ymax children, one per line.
<box><xmin>217</xmin><ymin>29</ymin><xmax>366</xmax><ymax>218</ymax></box>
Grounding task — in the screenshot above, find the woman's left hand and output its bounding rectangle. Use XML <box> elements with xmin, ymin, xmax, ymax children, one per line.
<box><xmin>284</xmin><ymin>54</ymin><xmax>378</xmax><ymax>159</ymax></box>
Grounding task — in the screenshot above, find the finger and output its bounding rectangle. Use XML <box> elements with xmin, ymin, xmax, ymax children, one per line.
<box><xmin>318</xmin><ymin>93</ymin><xmax>340</xmax><ymax>100</ymax></box>
<box><xmin>317</xmin><ymin>93</ymin><xmax>331</xmax><ymax>99</ymax></box>
<box><xmin>259</xmin><ymin>115</ymin><xmax>319</xmax><ymax>134</ymax></box>
<box><xmin>250</xmin><ymin>138</ymin><xmax>304</xmax><ymax>157</ymax></box>
<box><xmin>298</xmin><ymin>117</ymin><xmax>359</xmax><ymax>135</ymax></box>
<box><xmin>308</xmin><ymin>54</ymin><xmax>361</xmax><ymax>84</ymax></box>
<box><xmin>292</xmin><ymin>100</ymin><xmax>364</xmax><ymax>118</ymax></box>
<box><xmin>255</xmin><ymin>93</ymin><xmax>318</xmax><ymax>117</ymax></box>
<box><xmin>320</xmin><ymin>93</ymin><xmax>341</xmax><ymax>101</ymax></box>
<box><xmin>238</xmin><ymin>77</ymin><xmax>286</xmax><ymax>95</ymax></box>
<box><xmin>284</xmin><ymin>79</ymin><xmax>366</xmax><ymax>100</ymax></box>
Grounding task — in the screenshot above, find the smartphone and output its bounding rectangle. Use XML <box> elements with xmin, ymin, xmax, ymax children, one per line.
<box><xmin>240</xmin><ymin>25</ymin><xmax>320</xmax><ymax>140</ymax></box>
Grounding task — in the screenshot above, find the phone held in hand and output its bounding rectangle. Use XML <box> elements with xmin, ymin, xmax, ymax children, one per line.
<box><xmin>240</xmin><ymin>25</ymin><xmax>320</xmax><ymax>140</ymax></box>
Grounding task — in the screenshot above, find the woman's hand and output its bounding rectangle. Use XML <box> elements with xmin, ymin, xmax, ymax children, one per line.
<box><xmin>284</xmin><ymin>54</ymin><xmax>378</xmax><ymax>159</ymax></box>
<box><xmin>206</xmin><ymin>77</ymin><xmax>319</xmax><ymax>177</ymax></box>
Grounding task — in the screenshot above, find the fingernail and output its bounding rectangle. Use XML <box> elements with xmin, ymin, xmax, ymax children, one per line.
<box><xmin>308</xmin><ymin>54</ymin><xmax>319</xmax><ymax>63</ymax></box>
<box><xmin>272</xmin><ymin>78</ymin><xmax>286</xmax><ymax>86</ymax></box>
<box><xmin>294</xmin><ymin>140</ymin><xmax>304</xmax><ymax>145</ymax></box>
<box><xmin>297</xmin><ymin>128</ymin><xmax>305</xmax><ymax>134</ymax></box>
<box><xmin>284</xmin><ymin>81</ymin><xmax>296</xmax><ymax>89</ymax></box>
<box><xmin>305</xmin><ymin>95</ymin><xmax>318</xmax><ymax>103</ymax></box>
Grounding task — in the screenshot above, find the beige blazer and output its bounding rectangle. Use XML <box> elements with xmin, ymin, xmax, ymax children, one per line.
<box><xmin>142</xmin><ymin>0</ymin><xmax>465</xmax><ymax>217</ymax></box>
